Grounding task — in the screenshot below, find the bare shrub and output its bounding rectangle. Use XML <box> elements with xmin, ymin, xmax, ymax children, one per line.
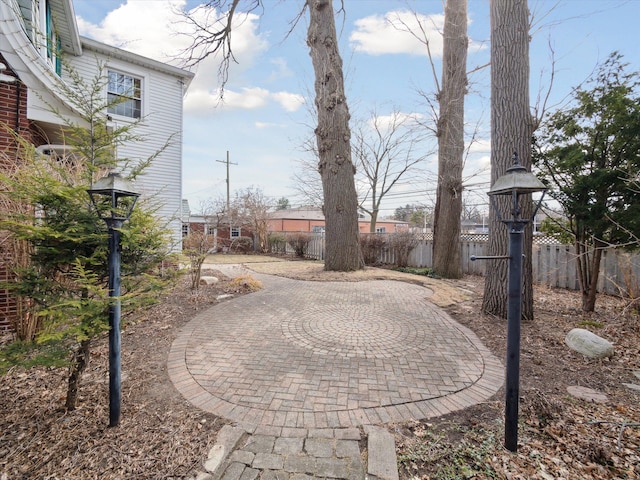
<box><xmin>230</xmin><ymin>236</ymin><xmax>253</xmax><ymax>253</ymax></box>
<box><xmin>360</xmin><ymin>233</ymin><xmax>388</xmax><ymax>265</ymax></box>
<box><xmin>287</xmin><ymin>232</ymin><xmax>312</xmax><ymax>258</ymax></box>
<box><xmin>182</xmin><ymin>232</ymin><xmax>216</xmax><ymax>290</ymax></box>
<box><xmin>0</xmin><ymin>156</ymin><xmax>39</xmax><ymax>340</ymax></box>
<box><xmin>390</xmin><ymin>231</ymin><xmax>418</xmax><ymax>267</ymax></box>
<box><xmin>229</xmin><ymin>274</ymin><xmax>263</xmax><ymax>292</ymax></box>
<box><xmin>268</xmin><ymin>233</ymin><xmax>287</xmax><ymax>254</ymax></box>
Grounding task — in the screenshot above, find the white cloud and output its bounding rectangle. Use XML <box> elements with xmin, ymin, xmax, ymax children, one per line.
<box><xmin>477</xmin><ymin>155</ymin><xmax>491</xmax><ymax>169</ymax></box>
<box><xmin>267</xmin><ymin>58</ymin><xmax>293</xmax><ymax>81</ymax></box>
<box><xmin>255</xmin><ymin>122</ymin><xmax>286</xmax><ymax>129</ymax></box>
<box><xmin>350</xmin><ymin>10</ymin><xmax>444</xmax><ymax>56</ymax></box>
<box><xmin>77</xmin><ymin>0</ymin><xmax>268</xmax><ymax>84</ymax></box>
<box><xmin>467</xmin><ymin>138</ymin><xmax>491</xmax><ymax>154</ymax></box>
<box><xmin>184</xmin><ymin>87</ymin><xmax>304</xmax><ymax>115</ymax></box>
<box><xmin>77</xmin><ymin>1</ymin><xmax>308</xmax><ymax>117</ymax></box>
<box><xmin>369</xmin><ymin>111</ymin><xmax>425</xmax><ymax>131</ymax></box>
<box><xmin>271</xmin><ymin>91</ymin><xmax>305</xmax><ymax>112</ymax></box>
<box><xmin>77</xmin><ymin>0</ymin><xmax>189</xmax><ymax>61</ymax></box>
<box><xmin>182</xmin><ymin>88</ymin><xmax>220</xmax><ymax>113</ymax></box>
<box><xmin>217</xmin><ymin>87</ymin><xmax>270</xmax><ymax>110</ymax></box>
<box><xmin>350</xmin><ymin>9</ymin><xmax>485</xmax><ymax>57</ymax></box>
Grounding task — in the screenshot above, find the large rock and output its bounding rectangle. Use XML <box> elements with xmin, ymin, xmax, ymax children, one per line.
<box><xmin>565</xmin><ymin>328</ymin><xmax>614</xmax><ymax>359</ymax></box>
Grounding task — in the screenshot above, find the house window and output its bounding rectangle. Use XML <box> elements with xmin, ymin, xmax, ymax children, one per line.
<box><xmin>231</xmin><ymin>227</ymin><xmax>241</xmax><ymax>238</ymax></box>
<box><xmin>44</xmin><ymin>1</ymin><xmax>61</xmax><ymax>75</ymax></box>
<box><xmin>205</xmin><ymin>225</ymin><xmax>216</xmax><ymax>236</ymax></box>
<box><xmin>182</xmin><ymin>224</ymin><xmax>189</xmax><ymax>237</ymax></box>
<box><xmin>312</xmin><ymin>226</ymin><xmax>325</xmax><ymax>233</ymax></box>
<box><xmin>376</xmin><ymin>227</ymin><xmax>386</xmax><ymax>233</ymax></box>
<box><xmin>107</xmin><ymin>70</ymin><xmax>142</xmax><ymax>119</ymax></box>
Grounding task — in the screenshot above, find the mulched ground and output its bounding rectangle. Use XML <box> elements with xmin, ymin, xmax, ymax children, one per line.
<box><xmin>0</xmin><ymin>269</ymin><xmax>241</xmax><ymax>480</ymax></box>
<box><xmin>1</xmin><ymin>263</ymin><xmax>639</xmax><ymax>479</ymax></box>
<box><xmin>394</xmin><ymin>275</ymin><xmax>640</xmax><ymax>479</ymax></box>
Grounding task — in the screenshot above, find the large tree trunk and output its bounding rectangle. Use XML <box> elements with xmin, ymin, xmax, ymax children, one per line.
<box><xmin>432</xmin><ymin>0</ymin><xmax>468</xmax><ymax>279</ymax></box>
<box><xmin>307</xmin><ymin>0</ymin><xmax>363</xmax><ymax>271</ymax></box>
<box><xmin>482</xmin><ymin>0</ymin><xmax>535</xmax><ymax>319</ymax></box>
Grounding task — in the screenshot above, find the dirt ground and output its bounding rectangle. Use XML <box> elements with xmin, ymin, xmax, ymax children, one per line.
<box><xmin>394</xmin><ymin>274</ymin><xmax>640</xmax><ymax>480</ymax></box>
<box><xmin>1</xmin><ymin>254</ymin><xmax>639</xmax><ymax>479</ymax></box>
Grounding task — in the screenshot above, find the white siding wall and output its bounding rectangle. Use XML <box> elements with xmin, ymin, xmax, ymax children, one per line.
<box><xmin>67</xmin><ymin>50</ymin><xmax>187</xmax><ymax>249</ymax></box>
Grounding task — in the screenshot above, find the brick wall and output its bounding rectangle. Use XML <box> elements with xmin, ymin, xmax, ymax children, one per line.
<box><xmin>0</xmin><ymin>53</ymin><xmax>29</xmax><ymax>332</ymax></box>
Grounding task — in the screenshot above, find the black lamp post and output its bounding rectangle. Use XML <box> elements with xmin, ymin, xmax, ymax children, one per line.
<box><xmin>472</xmin><ymin>153</ymin><xmax>546</xmax><ymax>452</ymax></box>
<box><xmin>87</xmin><ymin>172</ymin><xmax>140</xmax><ymax>427</ymax></box>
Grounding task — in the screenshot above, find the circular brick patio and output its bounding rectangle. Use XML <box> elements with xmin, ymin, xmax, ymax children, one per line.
<box><xmin>168</xmin><ymin>272</ymin><xmax>503</xmax><ymax>428</ymax></box>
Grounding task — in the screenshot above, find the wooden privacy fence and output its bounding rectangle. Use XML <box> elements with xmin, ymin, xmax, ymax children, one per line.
<box><xmin>287</xmin><ymin>232</ymin><xmax>640</xmax><ymax>296</ymax></box>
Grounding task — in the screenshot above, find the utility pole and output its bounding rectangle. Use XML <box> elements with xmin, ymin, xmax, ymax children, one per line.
<box><xmin>216</xmin><ymin>150</ymin><xmax>237</xmax><ymax>211</ymax></box>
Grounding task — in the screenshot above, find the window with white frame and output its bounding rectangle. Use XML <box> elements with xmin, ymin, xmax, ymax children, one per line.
<box><xmin>44</xmin><ymin>1</ymin><xmax>61</xmax><ymax>75</ymax></box>
<box><xmin>107</xmin><ymin>70</ymin><xmax>142</xmax><ymax>119</ymax></box>
<box><xmin>231</xmin><ymin>227</ymin><xmax>241</xmax><ymax>238</ymax></box>
<box><xmin>181</xmin><ymin>224</ymin><xmax>189</xmax><ymax>237</ymax></box>
<box><xmin>205</xmin><ymin>225</ymin><xmax>216</xmax><ymax>236</ymax></box>
<box><xmin>375</xmin><ymin>226</ymin><xmax>386</xmax><ymax>233</ymax></box>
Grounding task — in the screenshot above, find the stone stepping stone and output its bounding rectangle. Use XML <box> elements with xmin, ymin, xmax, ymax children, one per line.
<box><xmin>623</xmin><ymin>371</ymin><xmax>640</xmax><ymax>392</ymax></box>
<box><xmin>567</xmin><ymin>385</ymin><xmax>608</xmax><ymax>403</ymax></box>
<box><xmin>622</xmin><ymin>383</ymin><xmax>640</xmax><ymax>392</ymax></box>
<box><xmin>365</xmin><ymin>426</ymin><xmax>399</xmax><ymax>480</ymax></box>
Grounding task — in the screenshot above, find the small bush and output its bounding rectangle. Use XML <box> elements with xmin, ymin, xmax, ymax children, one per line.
<box><xmin>360</xmin><ymin>233</ymin><xmax>388</xmax><ymax>265</ymax></box>
<box><xmin>390</xmin><ymin>231</ymin><xmax>418</xmax><ymax>267</ymax></box>
<box><xmin>394</xmin><ymin>266</ymin><xmax>437</xmax><ymax>278</ymax></box>
<box><xmin>229</xmin><ymin>274</ymin><xmax>263</xmax><ymax>292</ymax></box>
<box><xmin>230</xmin><ymin>236</ymin><xmax>253</xmax><ymax>253</ymax></box>
<box><xmin>183</xmin><ymin>232</ymin><xmax>216</xmax><ymax>290</ymax></box>
<box><xmin>286</xmin><ymin>232</ymin><xmax>312</xmax><ymax>258</ymax></box>
<box><xmin>268</xmin><ymin>232</ymin><xmax>287</xmax><ymax>254</ymax></box>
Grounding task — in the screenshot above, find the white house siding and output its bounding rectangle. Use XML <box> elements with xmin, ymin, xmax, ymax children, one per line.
<box><xmin>0</xmin><ymin>0</ymin><xmax>193</xmax><ymax>249</ymax></box>
<box><xmin>66</xmin><ymin>40</ymin><xmax>192</xmax><ymax>249</ymax></box>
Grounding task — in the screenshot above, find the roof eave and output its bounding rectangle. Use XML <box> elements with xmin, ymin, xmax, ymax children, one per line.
<box><xmin>57</xmin><ymin>0</ymin><xmax>82</xmax><ymax>55</ymax></box>
<box><xmin>80</xmin><ymin>36</ymin><xmax>195</xmax><ymax>84</ymax></box>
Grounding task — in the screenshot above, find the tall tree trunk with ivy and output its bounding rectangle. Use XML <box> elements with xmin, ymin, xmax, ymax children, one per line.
<box><xmin>307</xmin><ymin>0</ymin><xmax>363</xmax><ymax>271</ymax></box>
<box><xmin>482</xmin><ymin>0</ymin><xmax>535</xmax><ymax>320</ymax></box>
<box><xmin>432</xmin><ymin>0</ymin><xmax>468</xmax><ymax>279</ymax></box>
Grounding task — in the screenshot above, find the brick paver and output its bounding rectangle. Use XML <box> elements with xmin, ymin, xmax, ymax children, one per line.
<box><xmin>169</xmin><ymin>271</ymin><xmax>503</xmax><ymax>430</ymax></box>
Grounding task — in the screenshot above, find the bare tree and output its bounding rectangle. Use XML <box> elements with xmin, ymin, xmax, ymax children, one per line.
<box><xmin>179</xmin><ymin>0</ymin><xmax>362</xmax><ymax>271</ymax></box>
<box><xmin>352</xmin><ymin>110</ymin><xmax>428</xmax><ymax>232</ymax></box>
<box><xmin>307</xmin><ymin>0</ymin><xmax>362</xmax><ymax>270</ymax></box>
<box><xmin>177</xmin><ymin>0</ymin><xmax>262</xmax><ymax>87</ymax></box>
<box><xmin>432</xmin><ymin>0</ymin><xmax>468</xmax><ymax>278</ymax></box>
<box><xmin>183</xmin><ymin>231</ymin><xmax>217</xmax><ymax>290</ymax></box>
<box><xmin>460</xmin><ymin>198</ymin><xmax>483</xmax><ymax>223</ymax></box>
<box><xmin>237</xmin><ymin>186</ymin><xmax>271</xmax><ymax>252</ymax></box>
<box><xmin>388</xmin><ymin>4</ymin><xmax>471</xmax><ymax>278</ymax></box>
<box><xmin>482</xmin><ymin>0</ymin><xmax>536</xmax><ymax>320</ymax></box>
<box><xmin>291</xmin><ymin>136</ymin><xmax>324</xmax><ymax>207</ymax></box>
<box><xmin>199</xmin><ymin>195</ymin><xmax>229</xmax><ymax>235</ymax></box>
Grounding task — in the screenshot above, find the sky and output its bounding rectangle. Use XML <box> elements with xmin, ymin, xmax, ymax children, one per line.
<box><xmin>72</xmin><ymin>0</ymin><xmax>640</xmax><ymax>218</ymax></box>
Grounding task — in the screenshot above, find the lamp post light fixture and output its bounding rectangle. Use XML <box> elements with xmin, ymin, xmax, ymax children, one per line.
<box><xmin>87</xmin><ymin>172</ymin><xmax>140</xmax><ymax>427</ymax></box>
<box><xmin>472</xmin><ymin>152</ymin><xmax>546</xmax><ymax>452</ymax></box>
